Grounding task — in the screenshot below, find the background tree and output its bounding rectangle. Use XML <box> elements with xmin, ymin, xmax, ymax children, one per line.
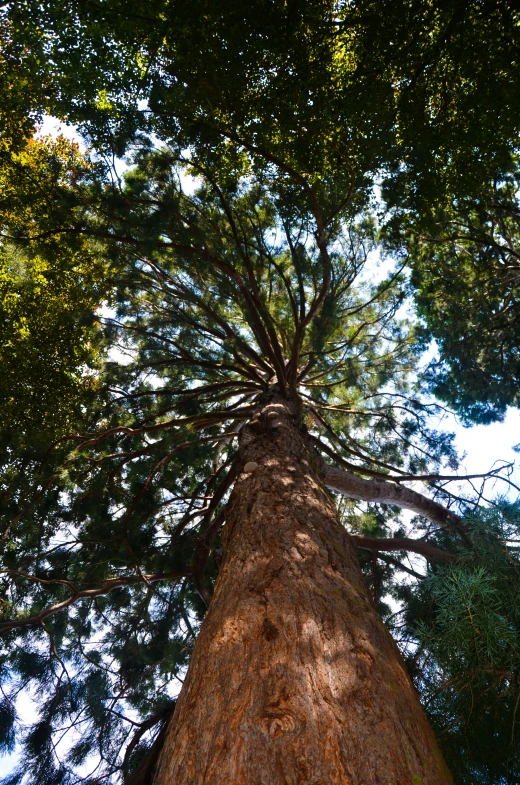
<box><xmin>6</xmin><ymin>1</ymin><xmax>520</xmax><ymax>215</ymax></box>
<box><xmin>383</xmin><ymin>163</ymin><xmax>520</xmax><ymax>423</ymax></box>
<box><xmin>0</xmin><ymin>135</ymin><xmax>112</xmax><ymax>571</ymax></box>
<box><xmin>0</xmin><ymin>13</ymin><xmax>43</xmax><ymax>155</ymax></box>
<box><xmin>0</xmin><ymin>135</ymin><xmax>110</xmax><ymax>443</ymax></box>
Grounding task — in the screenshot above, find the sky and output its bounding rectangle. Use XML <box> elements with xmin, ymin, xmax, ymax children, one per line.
<box><xmin>439</xmin><ymin>408</ymin><xmax>519</xmax><ymax>478</ymax></box>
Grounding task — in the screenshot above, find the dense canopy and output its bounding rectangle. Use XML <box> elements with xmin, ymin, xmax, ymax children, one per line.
<box><xmin>5</xmin><ymin>0</ymin><xmax>520</xmax><ymax>416</ymax></box>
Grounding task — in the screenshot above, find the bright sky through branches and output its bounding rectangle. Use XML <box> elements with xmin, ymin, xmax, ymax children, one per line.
<box><xmin>32</xmin><ymin>116</ymin><xmax>520</xmax><ymax>497</ymax></box>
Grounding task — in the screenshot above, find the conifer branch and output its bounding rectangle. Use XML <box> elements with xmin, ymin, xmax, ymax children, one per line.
<box><xmin>214</xmin><ymin>128</ymin><xmax>332</xmax><ymax>369</ymax></box>
<box><xmin>70</xmin><ymin>407</ymin><xmax>256</xmax><ymax>452</ymax></box>
<box><xmin>350</xmin><ymin>534</ymin><xmax>460</xmax><ymax>563</ymax></box>
<box><xmin>312</xmin><ymin>434</ymin><xmax>514</xmax><ymax>486</ymax></box>
<box><xmin>166</xmin><ymin>277</ymin><xmax>275</xmax><ymax>377</ymax></box>
<box><xmin>0</xmin><ymin>570</ymin><xmax>193</xmax><ymax>632</ymax></box>
<box><xmin>198</xmin><ymin>175</ymin><xmax>290</xmax><ymax>379</ymax></box>
<box><xmin>107</xmin><ymin>380</ymin><xmax>259</xmax><ymax>401</ymax></box>
<box><xmin>376</xmin><ymin>554</ymin><xmax>426</xmax><ymax>580</ymax></box>
<box><xmin>193</xmin><ymin>463</ymin><xmax>237</xmax><ymax>605</ymax></box>
<box><xmin>308</xmin><ymin>408</ymin><xmax>416</xmax><ymax>478</ymax></box>
<box><xmin>310</xmin><ymin>434</ymin><xmax>401</xmax><ymax>480</ymax></box>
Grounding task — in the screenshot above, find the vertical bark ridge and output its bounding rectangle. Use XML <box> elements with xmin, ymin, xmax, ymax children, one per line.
<box><xmin>153</xmin><ymin>396</ymin><xmax>453</xmax><ymax>785</ymax></box>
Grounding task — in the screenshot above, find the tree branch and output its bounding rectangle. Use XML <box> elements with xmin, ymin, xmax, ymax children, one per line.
<box><xmin>323</xmin><ymin>465</ymin><xmax>467</xmax><ymax>538</ymax></box>
<box><xmin>376</xmin><ymin>553</ymin><xmax>426</xmax><ymax>580</ymax></box>
<box><xmin>350</xmin><ymin>534</ymin><xmax>460</xmax><ymax>563</ymax></box>
<box><xmin>70</xmin><ymin>406</ymin><xmax>256</xmax><ymax>452</ymax></box>
<box><xmin>0</xmin><ymin>570</ymin><xmax>193</xmax><ymax>633</ymax></box>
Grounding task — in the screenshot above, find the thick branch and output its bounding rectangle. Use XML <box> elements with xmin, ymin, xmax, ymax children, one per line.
<box><xmin>123</xmin><ymin>705</ymin><xmax>174</xmax><ymax>781</ymax></box>
<box><xmin>350</xmin><ymin>534</ymin><xmax>460</xmax><ymax>563</ymax></box>
<box><xmin>323</xmin><ymin>465</ymin><xmax>465</xmax><ymax>536</ymax></box>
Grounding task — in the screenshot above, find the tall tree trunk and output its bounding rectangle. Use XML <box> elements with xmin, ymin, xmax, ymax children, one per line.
<box><xmin>153</xmin><ymin>395</ymin><xmax>453</xmax><ymax>785</ymax></box>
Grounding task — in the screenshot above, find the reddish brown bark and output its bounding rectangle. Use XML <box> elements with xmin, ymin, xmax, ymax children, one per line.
<box><xmin>153</xmin><ymin>396</ymin><xmax>453</xmax><ymax>785</ymax></box>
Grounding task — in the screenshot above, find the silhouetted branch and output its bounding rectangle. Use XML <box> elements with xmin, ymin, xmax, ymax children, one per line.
<box><xmin>0</xmin><ymin>570</ymin><xmax>192</xmax><ymax>632</ymax></box>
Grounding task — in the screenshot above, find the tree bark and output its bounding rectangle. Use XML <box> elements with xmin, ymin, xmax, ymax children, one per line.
<box><xmin>153</xmin><ymin>395</ymin><xmax>453</xmax><ymax>785</ymax></box>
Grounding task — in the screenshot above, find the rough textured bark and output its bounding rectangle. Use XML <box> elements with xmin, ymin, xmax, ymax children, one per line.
<box><xmin>153</xmin><ymin>396</ymin><xmax>453</xmax><ymax>785</ymax></box>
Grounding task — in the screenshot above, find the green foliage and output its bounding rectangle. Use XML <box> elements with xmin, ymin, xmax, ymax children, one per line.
<box><xmin>0</xmin><ymin>136</ymin><xmax>110</xmax><ymax>446</ymax></box>
<box><xmin>6</xmin><ymin>1</ymin><xmax>520</xmax><ymax>210</ymax></box>
<box><xmin>391</xmin><ymin>169</ymin><xmax>520</xmax><ymax>423</ymax></box>
<box><xmin>405</xmin><ymin>504</ymin><xmax>520</xmax><ymax>784</ymax></box>
<box><xmin>0</xmin><ymin>699</ymin><xmax>15</xmax><ymax>754</ymax></box>
<box><xmin>5</xmin><ymin>1</ymin><xmax>520</xmax><ymax>427</ymax></box>
<box><xmin>0</xmin><ymin>15</ymin><xmax>41</xmax><ymax>155</ymax></box>
<box><xmin>7</xmin><ymin>0</ymin><xmax>518</xmax><ymax>429</ymax></box>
